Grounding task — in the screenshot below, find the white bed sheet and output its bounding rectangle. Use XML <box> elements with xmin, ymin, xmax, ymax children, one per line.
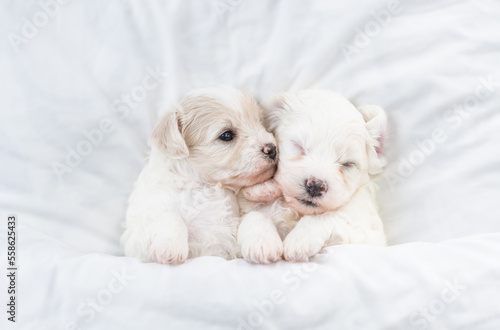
<box><xmin>1</xmin><ymin>0</ymin><xmax>500</xmax><ymax>329</ymax></box>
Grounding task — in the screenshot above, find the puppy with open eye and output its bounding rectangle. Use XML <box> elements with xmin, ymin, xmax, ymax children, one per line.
<box><xmin>121</xmin><ymin>86</ymin><xmax>277</xmax><ymax>264</ymax></box>
<box><xmin>238</xmin><ymin>90</ymin><xmax>387</xmax><ymax>263</ymax></box>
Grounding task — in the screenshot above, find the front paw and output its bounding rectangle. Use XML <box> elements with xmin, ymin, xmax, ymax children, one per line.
<box><xmin>242</xmin><ymin>179</ymin><xmax>282</xmax><ymax>204</ymax></box>
<box><xmin>241</xmin><ymin>232</ymin><xmax>283</xmax><ymax>264</ymax></box>
<box><xmin>149</xmin><ymin>234</ymin><xmax>189</xmax><ymax>265</ymax></box>
<box><xmin>283</xmin><ymin>231</ymin><xmax>324</xmax><ymax>263</ymax></box>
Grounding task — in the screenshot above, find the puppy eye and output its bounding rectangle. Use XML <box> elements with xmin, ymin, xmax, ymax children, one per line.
<box><xmin>341</xmin><ymin>161</ymin><xmax>357</xmax><ymax>169</ymax></box>
<box><xmin>219</xmin><ymin>130</ymin><xmax>235</xmax><ymax>142</ymax></box>
<box><xmin>293</xmin><ymin>141</ymin><xmax>305</xmax><ymax>155</ymax></box>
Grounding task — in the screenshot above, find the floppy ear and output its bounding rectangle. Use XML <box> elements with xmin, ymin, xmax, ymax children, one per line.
<box><xmin>357</xmin><ymin>104</ymin><xmax>387</xmax><ymax>175</ymax></box>
<box><xmin>148</xmin><ymin>109</ymin><xmax>189</xmax><ymax>159</ymax></box>
<box><xmin>260</xmin><ymin>93</ymin><xmax>293</xmax><ymax>132</ymax></box>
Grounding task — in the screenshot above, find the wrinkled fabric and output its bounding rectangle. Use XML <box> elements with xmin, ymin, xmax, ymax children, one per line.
<box><xmin>1</xmin><ymin>0</ymin><xmax>499</xmax><ymax>329</ymax></box>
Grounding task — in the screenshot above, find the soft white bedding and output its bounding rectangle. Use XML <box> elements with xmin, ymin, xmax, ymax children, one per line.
<box><xmin>1</xmin><ymin>0</ymin><xmax>500</xmax><ymax>329</ymax></box>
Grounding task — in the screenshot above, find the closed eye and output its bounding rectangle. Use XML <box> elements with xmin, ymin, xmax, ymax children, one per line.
<box><xmin>341</xmin><ymin>161</ymin><xmax>357</xmax><ymax>169</ymax></box>
<box><xmin>292</xmin><ymin>141</ymin><xmax>306</xmax><ymax>155</ymax></box>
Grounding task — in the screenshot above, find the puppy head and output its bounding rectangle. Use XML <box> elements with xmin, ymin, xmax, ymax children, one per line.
<box><xmin>150</xmin><ymin>86</ymin><xmax>277</xmax><ymax>188</ymax></box>
<box><xmin>263</xmin><ymin>90</ymin><xmax>386</xmax><ymax>215</ymax></box>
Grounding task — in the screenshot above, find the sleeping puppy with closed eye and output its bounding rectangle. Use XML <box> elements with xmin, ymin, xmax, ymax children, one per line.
<box><xmin>238</xmin><ymin>90</ymin><xmax>387</xmax><ymax>263</ymax></box>
<box><xmin>121</xmin><ymin>85</ymin><xmax>277</xmax><ymax>264</ymax></box>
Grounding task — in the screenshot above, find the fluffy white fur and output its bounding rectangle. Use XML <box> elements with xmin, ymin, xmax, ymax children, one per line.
<box><xmin>238</xmin><ymin>90</ymin><xmax>387</xmax><ymax>263</ymax></box>
<box><xmin>121</xmin><ymin>86</ymin><xmax>277</xmax><ymax>264</ymax></box>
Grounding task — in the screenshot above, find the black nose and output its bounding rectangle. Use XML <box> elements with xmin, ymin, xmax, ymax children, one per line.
<box><xmin>262</xmin><ymin>143</ymin><xmax>277</xmax><ymax>161</ymax></box>
<box><xmin>305</xmin><ymin>178</ymin><xmax>328</xmax><ymax>198</ymax></box>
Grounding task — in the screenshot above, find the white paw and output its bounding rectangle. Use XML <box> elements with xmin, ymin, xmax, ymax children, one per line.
<box><xmin>242</xmin><ymin>180</ymin><xmax>282</xmax><ymax>204</ymax></box>
<box><xmin>283</xmin><ymin>231</ymin><xmax>324</xmax><ymax>263</ymax></box>
<box><xmin>241</xmin><ymin>232</ymin><xmax>283</xmax><ymax>264</ymax></box>
<box><xmin>149</xmin><ymin>234</ymin><xmax>189</xmax><ymax>265</ymax></box>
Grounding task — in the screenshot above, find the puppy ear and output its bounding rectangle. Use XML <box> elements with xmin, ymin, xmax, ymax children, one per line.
<box><xmin>261</xmin><ymin>93</ymin><xmax>293</xmax><ymax>132</ymax></box>
<box><xmin>357</xmin><ymin>104</ymin><xmax>387</xmax><ymax>175</ymax></box>
<box><xmin>148</xmin><ymin>109</ymin><xmax>189</xmax><ymax>159</ymax></box>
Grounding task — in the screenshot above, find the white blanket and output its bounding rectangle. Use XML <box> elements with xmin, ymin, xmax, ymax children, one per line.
<box><xmin>1</xmin><ymin>0</ymin><xmax>500</xmax><ymax>329</ymax></box>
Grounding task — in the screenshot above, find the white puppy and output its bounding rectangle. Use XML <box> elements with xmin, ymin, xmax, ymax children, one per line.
<box><xmin>238</xmin><ymin>90</ymin><xmax>387</xmax><ymax>263</ymax></box>
<box><xmin>121</xmin><ymin>86</ymin><xmax>277</xmax><ymax>264</ymax></box>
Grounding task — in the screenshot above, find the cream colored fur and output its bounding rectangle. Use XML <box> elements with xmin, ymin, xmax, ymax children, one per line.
<box><xmin>121</xmin><ymin>86</ymin><xmax>277</xmax><ymax>264</ymax></box>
